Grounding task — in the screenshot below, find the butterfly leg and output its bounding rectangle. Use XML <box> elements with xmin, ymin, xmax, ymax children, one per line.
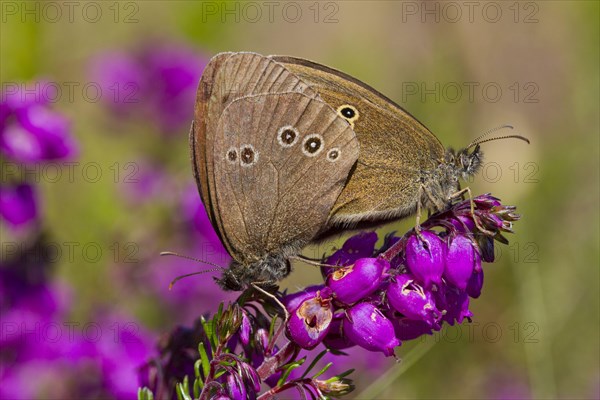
<box><xmin>251</xmin><ymin>283</ymin><xmax>289</xmax><ymax>353</ymax></box>
<box><xmin>414</xmin><ymin>186</ymin><xmax>427</xmax><ymax>241</ymax></box>
<box><xmin>448</xmin><ymin>186</ymin><xmax>495</xmax><ymax>236</ymax></box>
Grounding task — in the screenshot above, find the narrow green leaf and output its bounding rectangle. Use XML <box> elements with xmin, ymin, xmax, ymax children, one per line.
<box><xmin>312</xmin><ymin>362</ymin><xmax>333</xmax><ymax>379</ymax></box>
<box><xmin>198</xmin><ymin>342</ymin><xmax>210</xmax><ymax>379</ymax></box>
<box><xmin>325</xmin><ymin>368</ymin><xmax>355</xmax><ymax>383</ymax></box>
<box><xmin>276</xmin><ymin>360</ymin><xmax>304</xmax><ymax>387</ymax></box>
<box><xmin>301</xmin><ymin>349</ymin><xmax>329</xmax><ymax>378</ymax></box>
<box><xmin>137</xmin><ymin>387</ymin><xmax>154</xmax><ymax>400</ymax></box>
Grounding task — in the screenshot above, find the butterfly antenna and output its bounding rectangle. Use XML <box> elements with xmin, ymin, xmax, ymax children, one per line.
<box><xmin>467</xmin><ymin>125</ymin><xmax>529</xmax><ymax>149</ymax></box>
<box><xmin>160</xmin><ymin>251</ymin><xmax>225</xmax><ymax>289</ymax></box>
<box><xmin>466</xmin><ymin>124</ymin><xmax>514</xmax><ymax>149</ymax></box>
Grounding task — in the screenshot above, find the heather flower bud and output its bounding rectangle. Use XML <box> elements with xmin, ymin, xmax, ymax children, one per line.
<box><xmin>239</xmin><ymin>310</ymin><xmax>251</xmax><ymax>346</ymax></box>
<box><xmin>449</xmin><ymin>215</ymin><xmax>475</xmax><ymax>233</ymax></box>
<box><xmin>466</xmin><ymin>267</ymin><xmax>484</xmax><ymax>299</ymax></box>
<box><xmin>286</xmin><ymin>290</ymin><xmax>333</xmax><ymax>349</ymax></box>
<box><xmin>474</xmin><ymin>194</ymin><xmax>502</xmax><ymax>209</ymax></box>
<box><xmin>226</xmin><ymin>373</ymin><xmax>246</xmax><ymax>400</ymax></box>
<box><xmin>345</xmin><ymin>302</ymin><xmax>400</xmax><ymax>356</ymax></box>
<box><xmin>444</xmin><ymin>235</ymin><xmax>477</xmax><ymax>290</ymax></box>
<box><xmin>326</xmin><ymin>258</ymin><xmax>389</xmax><ymax>305</ymax></box>
<box><xmin>386</xmin><ymin>274</ymin><xmax>440</xmax><ymax>326</ymax></box>
<box><xmin>406</xmin><ymin>231</ymin><xmax>446</xmax><ymax>289</ymax></box>
<box><xmin>255</xmin><ymin>328</ymin><xmax>269</xmax><ymax>352</ymax></box>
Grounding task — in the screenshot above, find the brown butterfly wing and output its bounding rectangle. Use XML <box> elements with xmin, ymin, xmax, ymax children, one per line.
<box><xmin>271</xmin><ymin>56</ymin><xmax>445</xmax><ymax>225</ymax></box>
<box><xmin>192</xmin><ymin>52</ymin><xmax>320</xmax><ymax>256</ymax></box>
<box><xmin>212</xmin><ymin>92</ymin><xmax>358</xmax><ymax>264</ymax></box>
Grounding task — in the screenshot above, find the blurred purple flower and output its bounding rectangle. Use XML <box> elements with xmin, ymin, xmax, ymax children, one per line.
<box><xmin>1</xmin><ymin>238</ymin><xmax>155</xmax><ymax>399</ymax></box>
<box><xmin>0</xmin><ymin>82</ymin><xmax>77</xmax><ymax>163</ymax></box>
<box><xmin>181</xmin><ymin>184</ymin><xmax>226</xmax><ymax>247</ymax></box>
<box><xmin>144</xmin><ymin>250</ymin><xmax>235</xmax><ymax>325</ymax></box>
<box><xmin>0</xmin><ymin>312</ymin><xmax>155</xmax><ymax>400</ymax></box>
<box><xmin>117</xmin><ymin>159</ymin><xmax>181</xmax><ymax>205</ymax></box>
<box><xmin>91</xmin><ymin>43</ymin><xmax>207</xmax><ymax>134</ymax></box>
<box><xmin>0</xmin><ymin>183</ymin><xmax>38</xmax><ymax>227</ymax></box>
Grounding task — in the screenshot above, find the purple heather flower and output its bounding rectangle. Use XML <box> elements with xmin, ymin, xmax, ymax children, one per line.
<box><xmin>239</xmin><ymin>310</ymin><xmax>252</xmax><ymax>346</ymax></box>
<box><xmin>0</xmin><ymin>83</ymin><xmax>76</xmax><ymax>162</ymax></box>
<box><xmin>326</xmin><ymin>258</ymin><xmax>389</xmax><ymax>305</ymax></box>
<box><xmin>386</xmin><ymin>274</ymin><xmax>440</xmax><ymax>326</ymax></box>
<box><xmin>90</xmin><ymin>52</ymin><xmax>144</xmax><ymax>115</ymax></box>
<box><xmin>344</xmin><ymin>302</ymin><xmax>400</xmax><ymax>357</ymax></box>
<box><xmin>91</xmin><ymin>43</ymin><xmax>207</xmax><ymax>134</ymax></box>
<box><xmin>286</xmin><ymin>288</ymin><xmax>334</xmax><ymax>350</ymax></box>
<box><xmin>0</xmin><ymin>183</ymin><xmax>38</xmax><ymax>227</ymax></box>
<box><xmin>444</xmin><ymin>234</ymin><xmax>477</xmax><ymax>290</ymax></box>
<box><xmin>405</xmin><ymin>230</ymin><xmax>446</xmax><ymax>289</ymax></box>
<box><xmin>282</xmin><ymin>284</ymin><xmax>324</xmax><ymax>312</ymax></box>
<box><xmin>226</xmin><ymin>373</ymin><xmax>247</xmax><ymax>399</ymax></box>
<box><xmin>437</xmin><ymin>286</ymin><xmax>473</xmax><ymax>325</ymax></box>
<box><xmin>466</xmin><ymin>266</ymin><xmax>484</xmax><ymax>299</ymax></box>
<box><xmin>322</xmin><ymin>313</ymin><xmax>355</xmax><ymax>351</ymax></box>
<box><xmin>449</xmin><ymin>215</ymin><xmax>475</xmax><ymax>233</ymax></box>
<box><xmin>144</xmin><ymin>253</ymin><xmax>235</xmax><ymax>324</ymax></box>
<box><xmin>325</xmin><ymin>231</ymin><xmax>378</xmax><ymax>269</ymax></box>
<box><xmin>119</xmin><ymin>160</ymin><xmax>175</xmax><ymax>204</ymax></box>
<box><xmin>391</xmin><ymin>317</ymin><xmax>437</xmax><ymax>341</ymax></box>
<box><xmin>181</xmin><ymin>184</ymin><xmax>228</xmax><ymax>249</ymax></box>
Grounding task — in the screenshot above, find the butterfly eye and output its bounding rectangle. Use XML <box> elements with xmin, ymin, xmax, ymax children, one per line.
<box><xmin>277</xmin><ymin>125</ymin><xmax>299</xmax><ymax>147</ymax></box>
<box><xmin>302</xmin><ymin>134</ymin><xmax>324</xmax><ymax>157</ymax></box>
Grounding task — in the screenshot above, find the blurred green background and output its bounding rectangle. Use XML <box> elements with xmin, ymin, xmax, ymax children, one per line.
<box><xmin>1</xmin><ymin>1</ymin><xmax>598</xmax><ymax>399</ymax></box>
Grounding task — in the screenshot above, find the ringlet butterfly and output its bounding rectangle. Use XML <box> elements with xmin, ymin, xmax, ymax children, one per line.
<box><xmin>190</xmin><ymin>52</ymin><xmax>528</xmax><ymax>291</ymax></box>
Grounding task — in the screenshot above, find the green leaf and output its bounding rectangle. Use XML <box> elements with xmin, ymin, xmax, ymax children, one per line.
<box><xmin>301</xmin><ymin>349</ymin><xmax>330</xmax><ymax>379</ymax></box>
<box><xmin>312</xmin><ymin>362</ymin><xmax>333</xmax><ymax>380</ymax></box>
<box><xmin>175</xmin><ymin>380</ymin><xmax>191</xmax><ymax>400</ymax></box>
<box><xmin>137</xmin><ymin>387</ymin><xmax>154</xmax><ymax>400</ymax></box>
<box><xmin>198</xmin><ymin>342</ymin><xmax>210</xmax><ymax>379</ymax></box>
<box><xmin>325</xmin><ymin>368</ymin><xmax>355</xmax><ymax>382</ymax></box>
<box><xmin>277</xmin><ymin>358</ymin><xmax>306</xmax><ymax>387</ymax></box>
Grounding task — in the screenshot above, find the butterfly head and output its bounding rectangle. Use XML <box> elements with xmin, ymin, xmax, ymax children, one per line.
<box><xmin>451</xmin><ymin>144</ymin><xmax>484</xmax><ymax>180</ymax></box>
<box><xmin>216</xmin><ymin>254</ymin><xmax>291</xmax><ymax>291</ymax></box>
